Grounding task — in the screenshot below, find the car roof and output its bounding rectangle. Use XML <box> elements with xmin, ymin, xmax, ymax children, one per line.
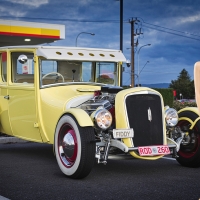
<box><xmin>0</xmin><ymin>45</ymin><xmax>126</xmax><ymax>62</ymax></box>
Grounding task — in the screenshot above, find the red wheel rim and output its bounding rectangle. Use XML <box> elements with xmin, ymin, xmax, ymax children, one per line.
<box><xmin>178</xmin><ymin>120</ymin><xmax>200</xmax><ymax>158</ymax></box>
<box><xmin>58</xmin><ymin>123</ymin><xmax>78</xmax><ymax>168</ymax></box>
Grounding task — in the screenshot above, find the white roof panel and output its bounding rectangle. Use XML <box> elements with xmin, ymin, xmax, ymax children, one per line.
<box><xmin>36</xmin><ymin>46</ymin><xmax>126</xmax><ymax>62</ymax></box>
<box><xmin>0</xmin><ymin>45</ymin><xmax>126</xmax><ymax>62</ymax></box>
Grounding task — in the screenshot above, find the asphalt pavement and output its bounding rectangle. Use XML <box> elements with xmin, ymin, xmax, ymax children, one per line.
<box><xmin>0</xmin><ymin>136</ymin><xmax>27</xmax><ymax>144</ymax></box>
<box><xmin>0</xmin><ymin>137</ymin><xmax>200</xmax><ymax>200</ymax></box>
<box><xmin>0</xmin><ymin>135</ymin><xmax>27</xmax><ymax>200</ymax></box>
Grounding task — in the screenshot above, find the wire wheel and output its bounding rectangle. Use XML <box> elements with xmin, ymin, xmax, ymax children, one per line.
<box><xmin>176</xmin><ymin>111</ymin><xmax>200</xmax><ymax>167</ymax></box>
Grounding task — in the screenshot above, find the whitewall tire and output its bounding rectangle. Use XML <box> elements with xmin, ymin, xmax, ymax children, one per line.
<box><xmin>55</xmin><ymin>114</ymin><xmax>95</xmax><ymax>178</ymax></box>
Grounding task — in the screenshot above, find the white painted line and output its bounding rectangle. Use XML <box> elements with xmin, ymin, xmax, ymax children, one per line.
<box><xmin>162</xmin><ymin>157</ymin><xmax>176</xmax><ymax>161</ymax></box>
<box><xmin>0</xmin><ymin>195</ymin><xmax>10</xmax><ymax>200</ymax></box>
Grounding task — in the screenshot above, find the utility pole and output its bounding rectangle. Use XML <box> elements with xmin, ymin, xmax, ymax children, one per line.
<box><xmin>120</xmin><ymin>0</ymin><xmax>123</xmax><ymax>52</ymax></box>
<box><xmin>119</xmin><ymin>0</ymin><xmax>123</xmax><ymax>87</ymax></box>
<box><xmin>129</xmin><ymin>18</ymin><xmax>141</xmax><ymax>87</ymax></box>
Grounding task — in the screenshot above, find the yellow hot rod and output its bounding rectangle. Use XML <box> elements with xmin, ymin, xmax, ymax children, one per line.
<box><xmin>0</xmin><ymin>46</ymin><xmax>199</xmax><ymax>179</ymax></box>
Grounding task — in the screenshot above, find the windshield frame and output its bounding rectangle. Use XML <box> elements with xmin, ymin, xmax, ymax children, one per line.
<box><xmin>39</xmin><ymin>58</ymin><xmax>119</xmax><ymax>88</ymax></box>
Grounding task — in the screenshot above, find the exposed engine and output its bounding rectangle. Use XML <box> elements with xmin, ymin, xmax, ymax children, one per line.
<box><xmin>77</xmin><ymin>86</ymin><xmax>123</xmax><ymax>115</ymax></box>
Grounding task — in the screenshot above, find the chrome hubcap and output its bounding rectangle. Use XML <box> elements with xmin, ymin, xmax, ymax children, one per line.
<box><xmin>62</xmin><ymin>133</ymin><xmax>75</xmax><ymax>158</ymax></box>
<box><xmin>58</xmin><ymin>126</ymin><xmax>77</xmax><ymax>168</ymax></box>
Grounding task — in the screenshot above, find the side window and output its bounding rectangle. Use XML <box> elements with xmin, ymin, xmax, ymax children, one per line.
<box><xmin>0</xmin><ymin>52</ymin><xmax>7</xmax><ymax>82</ymax></box>
<box><xmin>11</xmin><ymin>52</ymin><xmax>34</xmax><ymax>84</ymax></box>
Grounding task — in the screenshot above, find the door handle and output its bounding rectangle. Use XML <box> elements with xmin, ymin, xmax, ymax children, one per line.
<box><xmin>4</xmin><ymin>95</ymin><xmax>9</xmax><ymax>100</ymax></box>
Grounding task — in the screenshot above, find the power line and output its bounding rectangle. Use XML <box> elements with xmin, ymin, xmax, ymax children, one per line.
<box><xmin>1</xmin><ymin>15</ymin><xmax>200</xmax><ymax>41</ymax></box>
<box><xmin>143</xmin><ymin>21</ymin><xmax>200</xmax><ymax>39</ymax></box>
<box><xmin>143</xmin><ymin>24</ymin><xmax>200</xmax><ymax>42</ymax></box>
<box><xmin>0</xmin><ymin>16</ymin><xmax>121</xmax><ymax>23</ymax></box>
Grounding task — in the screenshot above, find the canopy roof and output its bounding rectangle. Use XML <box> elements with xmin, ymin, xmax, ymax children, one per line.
<box><xmin>0</xmin><ymin>19</ymin><xmax>65</xmax><ymax>47</ymax></box>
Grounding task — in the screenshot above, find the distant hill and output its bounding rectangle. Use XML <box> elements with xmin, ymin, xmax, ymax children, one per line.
<box><xmin>141</xmin><ymin>83</ymin><xmax>170</xmax><ymax>88</ymax></box>
<box><xmin>123</xmin><ymin>83</ymin><xmax>170</xmax><ymax>88</ymax></box>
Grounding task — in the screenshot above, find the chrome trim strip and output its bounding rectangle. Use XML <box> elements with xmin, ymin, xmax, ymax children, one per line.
<box><xmin>148</xmin><ymin>107</ymin><xmax>152</xmax><ymax>122</ymax></box>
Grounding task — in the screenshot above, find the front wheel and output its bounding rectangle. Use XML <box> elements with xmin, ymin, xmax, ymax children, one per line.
<box><xmin>176</xmin><ymin>110</ymin><xmax>200</xmax><ymax>167</ymax></box>
<box><xmin>55</xmin><ymin>114</ymin><xmax>95</xmax><ymax>178</ymax></box>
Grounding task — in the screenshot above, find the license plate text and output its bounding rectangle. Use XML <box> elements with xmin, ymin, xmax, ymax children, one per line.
<box><xmin>138</xmin><ymin>145</ymin><xmax>170</xmax><ymax>156</ymax></box>
<box><xmin>113</xmin><ymin>129</ymin><xmax>134</xmax><ymax>139</ymax></box>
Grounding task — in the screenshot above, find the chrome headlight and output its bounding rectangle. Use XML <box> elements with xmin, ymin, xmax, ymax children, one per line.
<box><xmin>165</xmin><ymin>108</ymin><xmax>178</xmax><ymax>127</ymax></box>
<box><xmin>91</xmin><ymin>108</ymin><xmax>112</xmax><ymax>130</ymax></box>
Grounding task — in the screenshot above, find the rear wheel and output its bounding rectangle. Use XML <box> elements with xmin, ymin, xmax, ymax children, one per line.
<box><xmin>176</xmin><ymin>111</ymin><xmax>200</xmax><ymax>167</ymax></box>
<box><xmin>55</xmin><ymin>114</ymin><xmax>95</xmax><ymax>178</ymax></box>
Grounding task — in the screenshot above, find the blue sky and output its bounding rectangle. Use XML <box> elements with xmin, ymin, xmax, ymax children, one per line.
<box><xmin>1</xmin><ymin>0</ymin><xmax>200</xmax><ymax>85</ymax></box>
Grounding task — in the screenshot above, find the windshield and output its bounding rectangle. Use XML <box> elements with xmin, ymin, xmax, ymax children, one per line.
<box><xmin>40</xmin><ymin>59</ymin><xmax>118</xmax><ymax>86</ymax></box>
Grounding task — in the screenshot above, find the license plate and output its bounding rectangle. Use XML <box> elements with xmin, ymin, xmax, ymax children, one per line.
<box><xmin>113</xmin><ymin>128</ymin><xmax>134</xmax><ymax>139</ymax></box>
<box><xmin>138</xmin><ymin>145</ymin><xmax>170</xmax><ymax>156</ymax></box>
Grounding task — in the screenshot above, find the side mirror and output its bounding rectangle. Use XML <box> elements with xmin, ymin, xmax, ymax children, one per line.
<box><xmin>18</xmin><ymin>54</ymin><xmax>28</xmax><ymax>64</ymax></box>
<box><xmin>126</xmin><ymin>59</ymin><xmax>131</xmax><ymax>67</ymax></box>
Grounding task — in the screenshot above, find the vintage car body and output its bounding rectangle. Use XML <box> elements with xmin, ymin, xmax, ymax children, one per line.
<box><xmin>0</xmin><ymin>46</ymin><xmax>200</xmax><ymax>179</ymax></box>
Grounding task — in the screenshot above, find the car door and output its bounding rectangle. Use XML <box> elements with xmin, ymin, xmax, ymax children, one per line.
<box><xmin>7</xmin><ymin>50</ymin><xmax>42</xmax><ymax>142</ymax></box>
<box><xmin>0</xmin><ymin>51</ymin><xmax>13</xmax><ymax>135</ymax></box>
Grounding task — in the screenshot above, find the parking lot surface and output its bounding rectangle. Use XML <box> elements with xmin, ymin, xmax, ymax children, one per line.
<box><xmin>0</xmin><ymin>142</ymin><xmax>200</xmax><ymax>200</ymax></box>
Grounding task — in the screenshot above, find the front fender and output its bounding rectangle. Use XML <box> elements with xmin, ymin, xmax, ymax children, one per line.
<box><xmin>53</xmin><ymin>108</ymin><xmax>93</xmax><ymax>154</ymax></box>
<box><xmin>61</xmin><ymin>108</ymin><xmax>94</xmax><ymax>127</ymax></box>
<box><xmin>178</xmin><ymin>107</ymin><xmax>200</xmax><ymax>130</ymax></box>
<box><xmin>178</xmin><ymin>107</ymin><xmax>200</xmax><ymax>116</ymax></box>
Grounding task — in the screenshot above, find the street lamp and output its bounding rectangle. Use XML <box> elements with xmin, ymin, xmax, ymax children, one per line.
<box><xmin>139</xmin><ymin>61</ymin><xmax>150</xmax><ymax>75</ymax></box>
<box><xmin>133</xmin><ymin>73</ymin><xmax>139</xmax><ymax>86</ymax></box>
<box><xmin>75</xmin><ymin>32</ymin><xmax>95</xmax><ymax>47</ymax></box>
<box><xmin>115</xmin><ymin>0</ymin><xmax>123</xmax><ymax>52</ymax></box>
<box><xmin>137</xmin><ymin>44</ymin><xmax>151</xmax><ymax>85</ymax></box>
<box><xmin>115</xmin><ymin>0</ymin><xmax>123</xmax><ymax>86</ymax></box>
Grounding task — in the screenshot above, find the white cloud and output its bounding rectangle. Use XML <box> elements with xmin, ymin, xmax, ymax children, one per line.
<box><xmin>0</xmin><ymin>6</ymin><xmax>26</xmax><ymax>17</ymax></box>
<box><xmin>5</xmin><ymin>0</ymin><xmax>49</xmax><ymax>8</ymax></box>
<box><xmin>79</xmin><ymin>0</ymin><xmax>93</xmax><ymax>5</ymax></box>
<box><xmin>7</xmin><ymin>10</ymin><xmax>27</xmax><ymax>17</ymax></box>
<box><xmin>179</xmin><ymin>14</ymin><xmax>200</xmax><ymax>24</ymax></box>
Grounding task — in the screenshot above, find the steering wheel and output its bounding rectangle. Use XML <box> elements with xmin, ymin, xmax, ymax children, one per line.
<box><xmin>42</xmin><ymin>72</ymin><xmax>64</xmax><ymax>83</ymax></box>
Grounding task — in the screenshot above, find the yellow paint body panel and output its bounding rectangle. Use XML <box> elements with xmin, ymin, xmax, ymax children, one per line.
<box><xmin>64</xmin><ymin>108</ymin><xmax>94</xmax><ymax>127</ymax></box>
<box><xmin>178</xmin><ymin>107</ymin><xmax>200</xmax><ymax>115</ymax></box>
<box><xmin>8</xmin><ymin>86</ymin><xmax>42</xmax><ymax>142</ymax></box>
<box><xmin>38</xmin><ymin>85</ymin><xmax>98</xmax><ymax>143</ymax></box>
<box><xmin>178</xmin><ymin>107</ymin><xmax>200</xmax><ymax>133</ymax></box>
<box><xmin>0</xmin><ymin>84</ymin><xmax>12</xmax><ymax>135</ymax></box>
